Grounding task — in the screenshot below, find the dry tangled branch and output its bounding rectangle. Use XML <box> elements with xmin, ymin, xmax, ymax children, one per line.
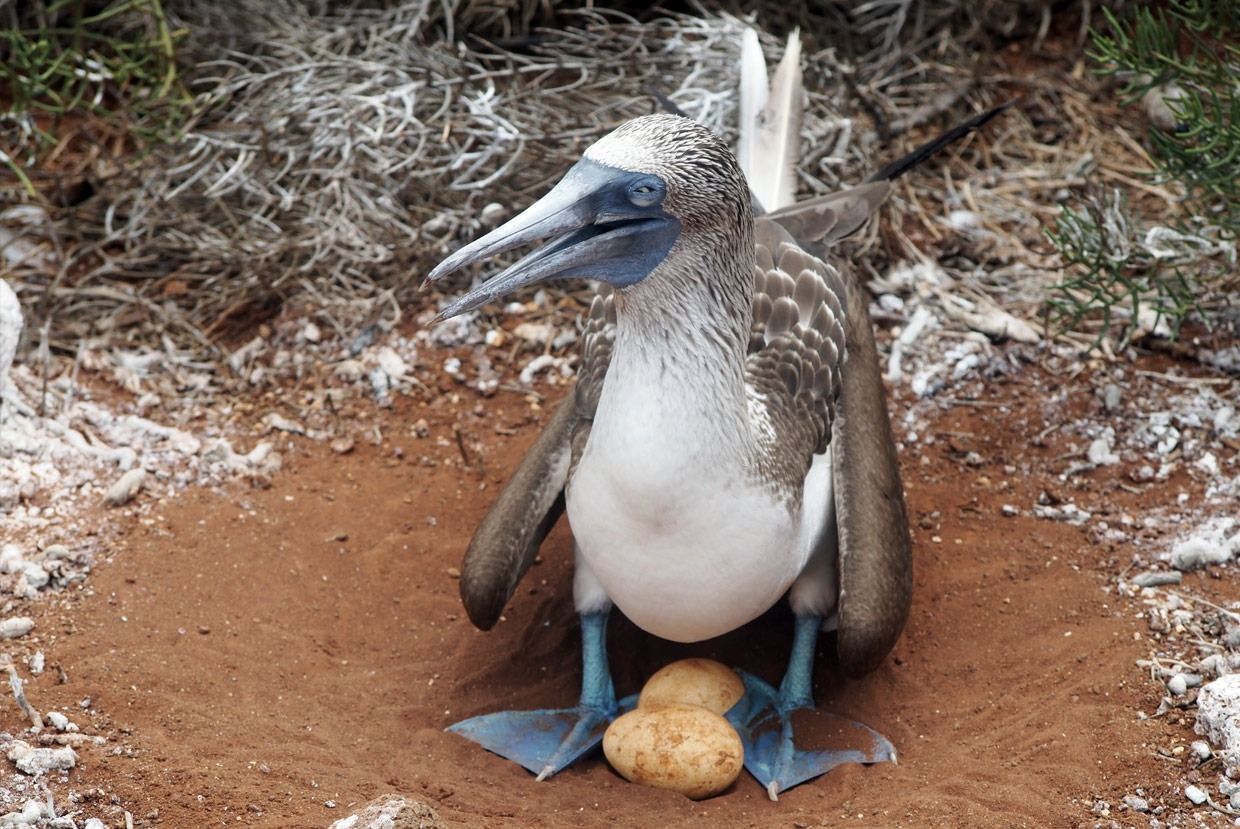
<box><xmin>5</xmin><ymin>0</ymin><xmax>1154</xmax><ymax>365</ymax></box>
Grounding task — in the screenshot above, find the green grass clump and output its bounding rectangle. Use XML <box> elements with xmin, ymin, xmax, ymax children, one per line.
<box><xmin>1</xmin><ymin>0</ymin><xmax>194</xmax><ymax>197</ymax></box>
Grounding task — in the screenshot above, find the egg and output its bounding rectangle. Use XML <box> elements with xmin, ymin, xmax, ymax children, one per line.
<box><xmin>603</xmin><ymin>704</ymin><xmax>744</xmax><ymax>799</ymax></box>
<box><xmin>637</xmin><ymin>658</ymin><xmax>744</xmax><ymax>715</ymax></box>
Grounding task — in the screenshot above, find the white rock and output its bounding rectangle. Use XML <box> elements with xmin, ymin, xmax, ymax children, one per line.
<box><xmin>264</xmin><ymin>412</ymin><xmax>306</xmax><ymax>435</ymax></box>
<box><xmin>29</xmin><ymin>651</ymin><xmax>43</xmax><ymax>674</ymax></box>
<box><xmin>1033</xmin><ymin>503</ymin><xmax>1092</xmax><ymax>526</ymax></box>
<box><xmin>1197</xmin><ymin>674</ymin><xmax>1240</xmax><ymax>766</ymax></box>
<box><xmin>1087</xmin><ymin>432</ymin><xmax>1120</xmax><ymax>466</ymax></box>
<box><xmin>1191</xmin><ymin>740</ymin><xmax>1212</xmax><ymax>760</ymax></box>
<box><xmin>513</xmin><ymin>322</ymin><xmax>555</xmax><ymax>345</ymax></box>
<box><xmin>1172</xmin><ymin>518</ymin><xmax>1240</xmax><ymax>571</ymax></box>
<box><xmin>41</xmin><ymin>544</ymin><xmax>71</xmax><ymax>560</ymax></box>
<box><xmin>1143</xmin><ymin>81</ymin><xmax>1187</xmax><ymax>132</ymax></box>
<box><xmin>328</xmin><ymin>795</ymin><xmax>441</xmax><ymax>829</ymax></box>
<box><xmin>20</xmin><ymin>561</ymin><xmax>48</xmax><ymax>590</ymax></box>
<box><xmin>0</xmin><ymin>616</ymin><xmax>35</xmax><ymax>638</ymax></box>
<box><xmin>84</xmin><ymin>820</ymin><xmax>107</xmax><ymax>829</ymax></box>
<box><xmin>1197</xmin><ymin>452</ymin><xmax>1221</xmax><ymax>477</ymax></box>
<box><xmin>1185</xmin><ymin>784</ymin><xmax>1208</xmax><ymax>805</ymax></box>
<box><xmin>6</xmin><ymin>740</ymin><xmax>76</xmax><ymax>774</ymax></box>
<box><xmin>47</xmin><ymin>711</ymin><xmax>70</xmax><ymax>731</ymax></box>
<box><xmin>334</xmin><ymin>359</ymin><xmax>366</xmax><ymax>381</ymax></box>
<box><xmin>0</xmin><ymin>799</ymin><xmax>45</xmax><ymax>824</ymax></box>
<box><xmin>376</xmin><ymin>347</ymin><xmax>409</xmax><ymax>381</ymax></box>
<box><xmin>519</xmin><ymin>354</ymin><xmax>560</xmax><ymax>385</ymax></box>
<box><xmin>104</xmin><ymin>467</ymin><xmax>145</xmax><ymax>506</ymax></box>
<box><xmin>0</xmin><ymin>543</ymin><xmax>23</xmax><ymax>572</ymax></box>
<box><xmin>479</xmin><ymin>202</ymin><xmax>506</xmax><ymax>227</ymax></box>
<box><xmin>302</xmin><ymin>322</ymin><xmax>322</xmax><ymax>343</ymax></box>
<box><xmin>1168</xmin><ymin>674</ymin><xmax>1188</xmax><ymax>696</ymax></box>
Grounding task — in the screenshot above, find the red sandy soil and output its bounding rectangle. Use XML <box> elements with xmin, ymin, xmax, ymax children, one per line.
<box><xmin>9</xmin><ymin>361</ymin><xmax>1208</xmax><ymax>829</ymax></box>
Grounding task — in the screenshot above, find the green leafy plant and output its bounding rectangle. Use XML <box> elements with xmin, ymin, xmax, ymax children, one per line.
<box><xmin>1046</xmin><ymin>189</ymin><xmax>1199</xmax><ymax>347</ymax></box>
<box><xmin>1047</xmin><ymin>0</ymin><xmax>1238</xmax><ymax>345</ymax></box>
<box><xmin>0</xmin><ymin>0</ymin><xmax>194</xmax><ymax>197</ymax></box>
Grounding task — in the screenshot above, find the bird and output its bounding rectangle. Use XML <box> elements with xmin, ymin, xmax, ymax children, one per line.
<box><xmin>425</xmin><ymin>31</ymin><xmax>1007</xmax><ymax>799</ymax></box>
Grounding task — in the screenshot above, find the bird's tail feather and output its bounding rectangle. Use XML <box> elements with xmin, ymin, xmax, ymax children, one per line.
<box><xmin>865</xmin><ymin>100</ymin><xmax>1014</xmax><ymax>183</ymax></box>
<box><xmin>738</xmin><ymin>27</ymin><xmax>803</xmax><ymax>213</ymax></box>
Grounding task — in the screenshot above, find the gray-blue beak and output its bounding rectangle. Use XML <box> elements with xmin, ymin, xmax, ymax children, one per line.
<box><xmin>423</xmin><ymin>159</ymin><xmax>680</xmax><ymax>322</ymax></box>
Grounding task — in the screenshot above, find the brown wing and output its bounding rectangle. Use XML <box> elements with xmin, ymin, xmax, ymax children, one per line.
<box><xmin>457</xmin><ymin>288</ymin><xmax>614</xmax><ymax>630</ymax></box>
<box><xmin>831</xmin><ymin>274</ymin><xmax>913</xmax><ymax>677</ymax></box>
<box><xmin>761</xmin><ymin>189</ymin><xmax>912</xmax><ymax>677</ymax></box>
<box><xmin>745</xmin><ymin>218</ymin><xmax>849</xmax><ymax>494</ymax></box>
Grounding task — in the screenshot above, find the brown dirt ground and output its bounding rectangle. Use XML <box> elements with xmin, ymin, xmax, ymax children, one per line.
<box><xmin>9</xmin><ymin>358</ymin><xmax>1210</xmax><ymax>829</ymax></box>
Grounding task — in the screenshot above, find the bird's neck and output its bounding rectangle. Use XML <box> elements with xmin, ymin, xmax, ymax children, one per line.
<box><xmin>601</xmin><ymin>229</ymin><xmax>756</xmax><ymax>456</ymax></box>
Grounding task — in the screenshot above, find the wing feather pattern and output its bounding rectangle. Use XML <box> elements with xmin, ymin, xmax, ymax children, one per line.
<box><xmin>745</xmin><ymin>218</ymin><xmax>848</xmax><ymax>493</ymax></box>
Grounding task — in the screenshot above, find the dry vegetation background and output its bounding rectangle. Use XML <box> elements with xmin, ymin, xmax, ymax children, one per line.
<box><xmin>3</xmin><ymin>0</ymin><xmax>1233</xmax><ymax>381</ymax></box>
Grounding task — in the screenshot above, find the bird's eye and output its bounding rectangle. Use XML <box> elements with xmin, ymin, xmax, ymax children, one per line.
<box><xmin>627</xmin><ymin>178</ymin><xmax>664</xmax><ymax>207</ymax></box>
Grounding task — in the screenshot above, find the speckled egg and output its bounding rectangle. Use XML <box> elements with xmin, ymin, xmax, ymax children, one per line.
<box><xmin>637</xmin><ymin>658</ymin><xmax>744</xmax><ymax>715</ymax></box>
<box><xmin>603</xmin><ymin>704</ymin><xmax>744</xmax><ymax>800</ymax></box>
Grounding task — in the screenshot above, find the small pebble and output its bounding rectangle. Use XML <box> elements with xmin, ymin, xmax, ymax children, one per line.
<box><xmin>1122</xmin><ymin>794</ymin><xmax>1149</xmax><ymax>812</ymax></box>
<box><xmin>1191</xmin><ymin>740</ymin><xmax>1211</xmax><ymax>760</ymax></box>
<box><xmin>0</xmin><ymin>616</ymin><xmax>35</xmax><ymax>639</ymax></box>
<box><xmin>46</xmin><ymin>711</ymin><xmax>70</xmax><ymax>731</ymax></box>
<box><xmin>41</xmin><ymin>544</ymin><xmax>71</xmax><ymax>560</ymax></box>
<box><xmin>1087</xmin><ymin>436</ymin><xmax>1119</xmax><ymax>466</ymax></box>
<box><xmin>1000</xmin><ymin>504</ymin><xmax>1018</xmax><ymax>517</ymax></box>
<box><xmin>1168</xmin><ymin>674</ymin><xmax>1188</xmax><ymax>696</ymax></box>
<box><xmin>104</xmin><ymin>467</ymin><xmax>145</xmax><ymax>506</ymax></box>
<box><xmin>330</xmin><ymin>437</ymin><xmax>354</xmax><ymax>455</ymax></box>
<box><xmin>1185</xmin><ymin>784</ymin><xmax>1208</xmax><ymax>805</ymax></box>
<box><xmin>479</xmin><ymin>202</ymin><xmax>506</xmax><ymax>227</ymax></box>
<box><xmin>1132</xmin><ymin>571</ymin><xmax>1182</xmax><ymax>587</ymax></box>
<box><xmin>1103</xmin><ymin>384</ymin><xmax>1122</xmax><ymax>411</ymax></box>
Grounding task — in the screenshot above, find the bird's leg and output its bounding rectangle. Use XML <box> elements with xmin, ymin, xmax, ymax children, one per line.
<box><xmin>727</xmin><ymin>615</ymin><xmax>896</xmax><ymax>800</ymax></box>
<box><xmin>447</xmin><ymin>612</ymin><xmax>629</xmax><ymax>780</ymax></box>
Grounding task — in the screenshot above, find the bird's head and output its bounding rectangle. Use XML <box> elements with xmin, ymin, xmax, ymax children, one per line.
<box><xmin>424</xmin><ymin>114</ymin><xmax>750</xmax><ymax>321</ymax></box>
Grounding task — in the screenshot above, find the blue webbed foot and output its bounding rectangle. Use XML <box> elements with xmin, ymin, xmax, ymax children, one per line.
<box><xmin>727</xmin><ymin>616</ymin><xmax>896</xmax><ymax>799</ymax></box>
<box><xmin>447</xmin><ymin>612</ymin><xmax>631</xmax><ymax>780</ymax></box>
<box><xmin>448</xmin><ymin>700</ymin><xmax>625</xmax><ymax>780</ymax></box>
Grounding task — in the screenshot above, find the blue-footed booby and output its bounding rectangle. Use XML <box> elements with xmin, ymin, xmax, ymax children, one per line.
<box><xmin>425</xmin><ymin>35</ymin><xmax>1007</xmax><ymax>797</ymax></box>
